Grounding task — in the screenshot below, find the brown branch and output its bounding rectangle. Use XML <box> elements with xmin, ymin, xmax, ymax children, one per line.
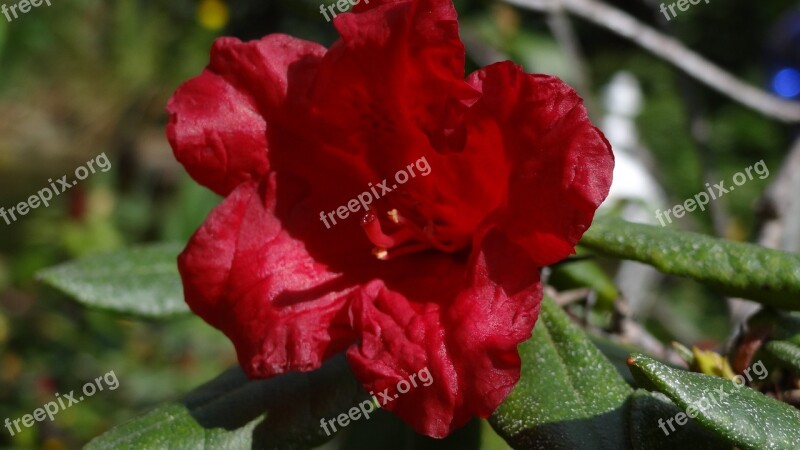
<box><xmin>504</xmin><ymin>0</ymin><xmax>800</xmax><ymax>123</ymax></box>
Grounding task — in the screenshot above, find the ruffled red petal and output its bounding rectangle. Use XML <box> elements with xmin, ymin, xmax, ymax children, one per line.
<box><xmin>346</xmin><ymin>229</ymin><xmax>542</xmax><ymax>437</ymax></box>
<box><xmin>306</xmin><ymin>0</ymin><xmax>479</xmax><ymax>165</ymax></box>
<box><xmin>465</xmin><ymin>62</ymin><xmax>614</xmax><ymax>266</ymax></box>
<box><xmin>167</xmin><ymin>35</ymin><xmax>326</xmax><ymax>196</ymax></box>
<box><xmin>178</xmin><ymin>177</ymin><xmax>358</xmax><ymax>377</ymax></box>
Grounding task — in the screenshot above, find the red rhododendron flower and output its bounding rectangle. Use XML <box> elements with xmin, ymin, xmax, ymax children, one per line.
<box><xmin>166</xmin><ymin>0</ymin><xmax>613</xmax><ymax>438</ymax></box>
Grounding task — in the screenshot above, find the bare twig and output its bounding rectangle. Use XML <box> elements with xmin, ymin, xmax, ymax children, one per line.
<box><xmin>611</xmin><ymin>297</ymin><xmax>684</xmax><ymax>364</ymax></box>
<box><xmin>545</xmin><ymin>286</ymin><xmax>592</xmax><ymax>306</ymax></box>
<box><xmin>504</xmin><ymin>0</ymin><xmax>800</xmax><ymax>123</ymax></box>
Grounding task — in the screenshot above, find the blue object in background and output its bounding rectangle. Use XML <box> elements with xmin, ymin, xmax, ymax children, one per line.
<box><xmin>766</xmin><ymin>8</ymin><xmax>800</xmax><ymax>100</ymax></box>
<box><xmin>773</xmin><ymin>67</ymin><xmax>800</xmax><ymax>99</ymax></box>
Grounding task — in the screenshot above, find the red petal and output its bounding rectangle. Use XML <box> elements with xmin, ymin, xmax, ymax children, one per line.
<box><xmin>308</xmin><ymin>0</ymin><xmax>479</xmax><ymax>164</ymax></box>
<box><xmin>346</xmin><ymin>229</ymin><xmax>542</xmax><ymax>437</ymax></box>
<box><xmin>465</xmin><ymin>62</ymin><xmax>614</xmax><ymax>266</ymax></box>
<box><xmin>167</xmin><ymin>35</ymin><xmax>326</xmax><ymax>196</ymax></box>
<box><xmin>178</xmin><ymin>177</ymin><xmax>358</xmax><ymax>377</ymax></box>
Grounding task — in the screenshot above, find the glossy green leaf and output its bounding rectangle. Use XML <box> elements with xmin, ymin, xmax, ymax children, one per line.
<box><xmin>628</xmin><ymin>390</ymin><xmax>729</xmax><ymax>450</ymax></box>
<box><xmin>37</xmin><ymin>243</ymin><xmax>189</xmax><ymax>318</ymax></box>
<box><xmin>581</xmin><ymin>217</ymin><xmax>800</xmax><ymax>310</ymax></box>
<box><xmin>86</xmin><ymin>355</ymin><xmax>363</xmax><ymax>450</ymax></box>
<box><xmin>764</xmin><ymin>340</ymin><xmax>800</xmax><ymax>375</ymax></box>
<box><xmin>490</xmin><ymin>298</ymin><xmax>633</xmax><ymax>449</ymax></box>
<box><xmin>627</xmin><ymin>353</ymin><xmax>800</xmax><ymax>450</ymax></box>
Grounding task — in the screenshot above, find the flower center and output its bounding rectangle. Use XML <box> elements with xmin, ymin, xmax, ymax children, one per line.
<box><xmin>360</xmin><ymin>209</ymin><xmax>460</xmax><ymax>260</ymax></box>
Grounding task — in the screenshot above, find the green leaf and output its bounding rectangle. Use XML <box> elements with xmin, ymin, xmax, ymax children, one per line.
<box><xmin>628</xmin><ymin>390</ymin><xmax>729</xmax><ymax>450</ymax></box>
<box><xmin>581</xmin><ymin>217</ymin><xmax>800</xmax><ymax>310</ymax></box>
<box><xmin>86</xmin><ymin>355</ymin><xmax>363</xmax><ymax>450</ymax></box>
<box><xmin>37</xmin><ymin>243</ymin><xmax>189</xmax><ymax>318</ymax></box>
<box><xmin>627</xmin><ymin>353</ymin><xmax>800</xmax><ymax>450</ymax></box>
<box><xmin>764</xmin><ymin>340</ymin><xmax>800</xmax><ymax>375</ymax></box>
<box><xmin>490</xmin><ymin>298</ymin><xmax>633</xmax><ymax>449</ymax></box>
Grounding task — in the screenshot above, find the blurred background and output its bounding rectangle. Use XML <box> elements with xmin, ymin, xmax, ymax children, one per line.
<box><xmin>0</xmin><ymin>0</ymin><xmax>798</xmax><ymax>448</ymax></box>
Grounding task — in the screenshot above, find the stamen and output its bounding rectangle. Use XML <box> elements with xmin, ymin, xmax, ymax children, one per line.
<box><xmin>374</xmin><ymin>242</ymin><xmax>432</xmax><ymax>260</ymax></box>
<box><xmin>361</xmin><ymin>209</ymin><xmax>457</xmax><ymax>260</ymax></box>
<box><xmin>372</xmin><ymin>247</ymin><xmax>389</xmax><ymax>260</ymax></box>
<box><xmin>360</xmin><ymin>212</ymin><xmax>415</xmax><ymax>248</ymax></box>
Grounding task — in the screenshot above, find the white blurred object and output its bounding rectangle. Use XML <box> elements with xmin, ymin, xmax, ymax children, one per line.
<box><xmin>598</xmin><ymin>72</ymin><xmax>667</xmax><ymax>317</ymax></box>
<box><xmin>600</xmin><ymin>72</ymin><xmax>665</xmax><ymax>221</ymax></box>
